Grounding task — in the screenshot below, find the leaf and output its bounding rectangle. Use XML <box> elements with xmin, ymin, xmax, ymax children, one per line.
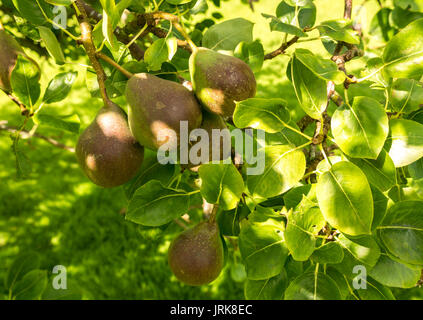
<box><xmin>389</xmin><ymin>78</ymin><xmax>423</xmax><ymax>114</ymax></box>
<box><xmin>42</xmin><ymin>72</ymin><xmax>78</xmax><ymax>104</ymax></box>
<box><xmin>377</xmin><ymin>200</ymin><xmax>423</xmax><ymax>265</ymax></box>
<box><xmin>285</xmin><ymin>207</ymin><xmax>325</xmax><ymax>261</ymax></box>
<box><xmin>217</xmin><ymin>204</ymin><xmax>249</xmax><ymax>237</ymax></box>
<box><xmin>5</xmin><ymin>251</ymin><xmax>40</xmax><ymax>290</ymax></box>
<box><xmin>11</xmin><ymin>270</ymin><xmax>47</xmax><ymax>300</ymax></box>
<box><xmin>283</xmin><ymin>184</ymin><xmax>313</xmax><ymax>210</ymax></box>
<box><xmin>369</xmin><ymin>8</ymin><xmax>395</xmax><ymax>43</ymax></box>
<box><xmin>244</xmin><ymin>270</ymin><xmax>288</xmax><ymax>300</ymax></box>
<box><xmin>347</xmin><ymin>149</ymin><xmax>396</xmax><ymax>192</ymax></box>
<box><xmin>294</xmin><ymin>48</ymin><xmax>345</xmax><ymax>84</ymax></box>
<box><xmin>276</xmin><ymin>0</ymin><xmax>316</xmax><ymax>29</ymax></box>
<box><xmin>336</xmin><ymin>234</ymin><xmax>381</xmax><ymax>270</ymax></box>
<box><xmin>261</xmin><ymin>13</ymin><xmax>307</xmax><ymax>37</ymax></box>
<box><xmin>126</xmin><ymin>180</ymin><xmax>191</xmax><ymax>226</ymax></box>
<box><xmin>35</xmin><ymin>113</ymin><xmax>80</xmax><ymax>134</ymax></box>
<box><xmin>239</xmin><ymin>220</ymin><xmax>289</xmax><ymax>280</ymax></box>
<box><xmin>265</xmin><ymin>121</ymin><xmax>308</xmax><ymax>147</ymax></box>
<box><xmin>123</xmin><ymin>149</ymin><xmax>176</xmax><ymax>200</ymax></box>
<box><xmin>44</xmin><ymin>0</ymin><xmax>72</xmax><ymax>5</ymax></box>
<box><xmin>37</xmin><ymin>26</ymin><xmax>65</xmax><ymax>64</ymax></box>
<box><xmin>202</xmin><ymin>18</ymin><xmax>254</xmax><ymax>51</ymax></box>
<box><xmin>10</xmin><ymin>56</ymin><xmax>41</xmax><ymax>107</ymax></box>
<box><xmin>383</xmin><ymin>18</ymin><xmax>423</xmax><ymax>79</ymax></box>
<box><xmin>234</xmin><ymin>40</ymin><xmax>264</xmax><ymax>73</ymax></box>
<box><xmin>198</xmin><ymin>163</ymin><xmax>244</xmax><ymax>210</ymax></box>
<box><xmin>233</xmin><ymin>98</ymin><xmax>290</xmax><ymax>133</ymax></box>
<box><xmin>284</xmin><ymin>272</ymin><xmax>342</xmax><ymax>300</ymax></box>
<box><xmin>408</xmin><ymin>158</ymin><xmax>423</xmax><ymax>179</ymax></box>
<box><xmin>247</xmin><ymin>145</ymin><xmax>306</xmax><ymax>199</ymax></box>
<box><xmin>316</xmin><ymin>161</ymin><xmax>374</xmax><ymax>236</ymax></box>
<box><xmin>332</xmin><ymin>96</ymin><xmax>389</xmax><ymax>159</ymax></box>
<box><xmin>310</xmin><ymin>242</ymin><xmax>344</xmax><ymax>264</ymax></box>
<box><xmin>317</xmin><ymin>19</ymin><xmax>360</xmax><ymax>45</ymax></box>
<box><xmin>12</xmin><ymin>0</ymin><xmax>51</xmax><ymax>26</ymax></box>
<box><xmin>288</xmin><ymin>55</ymin><xmax>327</xmax><ymax>119</ymax></box>
<box><xmin>144</xmin><ymin>38</ymin><xmax>170</xmax><ymax>71</ymax></box>
<box><xmin>371</xmin><ymin>185</ymin><xmax>389</xmax><ymax>230</ymax></box>
<box><xmin>387</xmin><ymin>119</ymin><xmax>423</xmax><ymax>167</ymax></box>
<box><xmin>369</xmin><ymin>253</ymin><xmax>421</xmax><ymax>288</ymax></box>
<box><xmin>41</xmin><ymin>283</ymin><xmax>82</xmax><ymax>300</ymax></box>
<box><xmin>357</xmin><ymin>278</ymin><xmax>396</xmax><ymax>300</ymax></box>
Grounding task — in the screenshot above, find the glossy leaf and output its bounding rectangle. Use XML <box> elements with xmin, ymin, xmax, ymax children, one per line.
<box><xmin>36</xmin><ymin>113</ymin><xmax>80</xmax><ymax>134</ymax></box>
<box><xmin>310</xmin><ymin>242</ymin><xmax>344</xmax><ymax>264</ymax></box>
<box><xmin>387</xmin><ymin>119</ymin><xmax>423</xmax><ymax>167</ymax></box>
<box><xmin>317</xmin><ymin>19</ymin><xmax>360</xmax><ymax>45</ymax></box>
<box><xmin>389</xmin><ymin>78</ymin><xmax>423</xmax><ymax>114</ymax></box>
<box><xmin>377</xmin><ymin>200</ymin><xmax>423</xmax><ymax>265</ymax></box>
<box><xmin>284</xmin><ymin>272</ymin><xmax>342</xmax><ymax>300</ymax></box>
<box><xmin>276</xmin><ymin>0</ymin><xmax>316</xmax><ymax>29</ymax></box>
<box><xmin>262</xmin><ymin>14</ymin><xmax>307</xmax><ymax>37</ymax></box>
<box><xmin>244</xmin><ymin>270</ymin><xmax>288</xmax><ymax>300</ymax></box>
<box><xmin>357</xmin><ymin>278</ymin><xmax>396</xmax><ymax>300</ymax></box>
<box><xmin>383</xmin><ymin>18</ymin><xmax>423</xmax><ymax>79</ymax></box>
<box><xmin>233</xmin><ymin>98</ymin><xmax>290</xmax><ymax>133</ymax></box>
<box><xmin>316</xmin><ymin>161</ymin><xmax>374</xmax><ymax>236</ymax></box>
<box><xmin>42</xmin><ymin>72</ymin><xmax>78</xmax><ymax>104</ymax></box>
<box><xmin>37</xmin><ymin>26</ymin><xmax>65</xmax><ymax>64</ymax></box>
<box><xmin>332</xmin><ymin>96</ymin><xmax>389</xmax><ymax>159</ymax></box>
<box><xmin>126</xmin><ymin>180</ymin><xmax>190</xmax><ymax>227</ymax></box>
<box><xmin>198</xmin><ymin>163</ymin><xmax>244</xmax><ymax>210</ymax></box>
<box><xmin>11</xmin><ymin>56</ymin><xmax>41</xmax><ymax>107</ymax></box>
<box><xmin>247</xmin><ymin>145</ymin><xmax>306</xmax><ymax>199</ymax></box>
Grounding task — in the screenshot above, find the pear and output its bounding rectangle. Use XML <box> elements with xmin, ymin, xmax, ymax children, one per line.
<box><xmin>0</xmin><ymin>29</ymin><xmax>24</xmax><ymax>93</ymax></box>
<box><xmin>189</xmin><ymin>47</ymin><xmax>256</xmax><ymax>118</ymax></box>
<box><xmin>183</xmin><ymin>110</ymin><xmax>232</xmax><ymax>171</ymax></box>
<box><xmin>125</xmin><ymin>73</ymin><xmax>203</xmax><ymax>150</ymax></box>
<box><xmin>168</xmin><ymin>221</ymin><xmax>224</xmax><ymax>286</ymax></box>
<box><xmin>76</xmin><ymin>102</ymin><xmax>144</xmax><ymax>188</ymax></box>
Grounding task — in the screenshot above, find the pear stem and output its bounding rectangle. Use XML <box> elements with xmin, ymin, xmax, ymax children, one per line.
<box><xmin>208</xmin><ymin>205</ymin><xmax>219</xmax><ymax>224</ymax></box>
<box><xmin>151</xmin><ymin>12</ymin><xmax>197</xmax><ymax>52</ymax></box>
<box><xmin>96</xmin><ymin>52</ymin><xmax>134</xmax><ymax>79</ymax></box>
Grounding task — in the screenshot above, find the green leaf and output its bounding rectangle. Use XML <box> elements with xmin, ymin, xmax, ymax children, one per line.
<box><xmin>283</xmin><ymin>184</ymin><xmax>313</xmax><ymax>210</ymax></box>
<box><xmin>310</xmin><ymin>242</ymin><xmax>344</xmax><ymax>264</ymax></box>
<box><xmin>12</xmin><ymin>0</ymin><xmax>51</xmax><ymax>26</ymax></box>
<box><xmin>247</xmin><ymin>145</ymin><xmax>306</xmax><ymax>199</ymax></box>
<box><xmin>144</xmin><ymin>38</ymin><xmax>170</xmax><ymax>71</ymax></box>
<box><xmin>394</xmin><ymin>0</ymin><xmax>423</xmax><ymax>11</ymax></box>
<box><xmin>166</xmin><ymin>0</ymin><xmax>192</xmax><ymax>4</ymax></box>
<box><xmin>234</xmin><ymin>40</ymin><xmax>264</xmax><ymax>73</ymax></box>
<box><xmin>317</xmin><ymin>19</ymin><xmax>360</xmax><ymax>45</ymax></box>
<box><xmin>265</xmin><ymin>121</ymin><xmax>308</xmax><ymax>147</ymax></box>
<box><xmin>11</xmin><ymin>270</ymin><xmax>47</xmax><ymax>300</ymax></box>
<box><xmin>294</xmin><ymin>48</ymin><xmax>345</xmax><ymax>84</ymax></box>
<box><xmin>11</xmin><ymin>56</ymin><xmax>41</xmax><ymax>107</ymax></box>
<box><xmin>276</xmin><ymin>0</ymin><xmax>316</xmax><ymax>29</ymax></box>
<box><xmin>389</xmin><ymin>78</ymin><xmax>423</xmax><ymax>114</ymax></box>
<box><xmin>357</xmin><ymin>278</ymin><xmax>396</xmax><ymax>300</ymax></box>
<box><xmin>123</xmin><ymin>149</ymin><xmax>176</xmax><ymax>200</ymax></box>
<box><xmin>198</xmin><ymin>163</ymin><xmax>244</xmax><ymax>210</ymax></box>
<box><xmin>44</xmin><ymin>0</ymin><xmax>72</xmax><ymax>5</ymax></box>
<box><xmin>42</xmin><ymin>72</ymin><xmax>78</xmax><ymax>104</ymax></box>
<box><xmin>332</xmin><ymin>96</ymin><xmax>389</xmax><ymax>159</ymax></box>
<box><xmin>239</xmin><ymin>220</ymin><xmax>288</xmax><ymax>280</ymax></box>
<box><xmin>5</xmin><ymin>251</ymin><xmax>40</xmax><ymax>290</ymax></box>
<box><xmin>233</xmin><ymin>98</ymin><xmax>290</xmax><ymax>133</ymax></box>
<box><xmin>288</xmin><ymin>55</ymin><xmax>327</xmax><ymax>119</ymax></box>
<box><xmin>337</xmin><ymin>234</ymin><xmax>381</xmax><ymax>268</ymax></box>
<box><xmin>377</xmin><ymin>200</ymin><xmax>423</xmax><ymax>265</ymax></box>
<box><xmin>126</xmin><ymin>180</ymin><xmax>191</xmax><ymax>226</ymax></box>
<box><xmin>348</xmin><ymin>149</ymin><xmax>396</xmax><ymax>192</ymax></box>
<box><xmin>371</xmin><ymin>186</ymin><xmax>389</xmax><ymax>230</ymax></box>
<box><xmin>387</xmin><ymin>119</ymin><xmax>423</xmax><ymax>167</ymax></box>
<box><xmin>369</xmin><ymin>253</ymin><xmax>421</xmax><ymax>288</ymax></box>
<box><xmin>37</xmin><ymin>26</ymin><xmax>65</xmax><ymax>64</ymax></box>
<box><xmin>35</xmin><ymin>113</ymin><xmax>80</xmax><ymax>134</ymax></box>
<box><xmin>202</xmin><ymin>18</ymin><xmax>254</xmax><ymax>51</ymax></box>
<box><xmin>244</xmin><ymin>270</ymin><xmax>288</xmax><ymax>300</ymax></box>
<box><xmin>316</xmin><ymin>161</ymin><xmax>374</xmax><ymax>236</ymax></box>
<box><xmin>285</xmin><ymin>207</ymin><xmax>325</xmax><ymax>261</ymax></box>
<box><xmin>262</xmin><ymin>13</ymin><xmax>307</xmax><ymax>37</ymax></box>
<box><xmin>369</xmin><ymin>8</ymin><xmax>396</xmax><ymax>43</ymax></box>
<box><xmin>408</xmin><ymin>158</ymin><xmax>423</xmax><ymax>179</ymax></box>
<box><xmin>383</xmin><ymin>18</ymin><xmax>423</xmax><ymax>79</ymax></box>
<box><xmin>284</xmin><ymin>272</ymin><xmax>342</xmax><ymax>300</ymax></box>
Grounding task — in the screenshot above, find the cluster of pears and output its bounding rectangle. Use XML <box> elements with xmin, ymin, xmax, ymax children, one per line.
<box><xmin>76</xmin><ymin>46</ymin><xmax>256</xmax><ymax>188</ymax></box>
<box><xmin>75</xmin><ymin>46</ymin><xmax>256</xmax><ymax>286</ymax></box>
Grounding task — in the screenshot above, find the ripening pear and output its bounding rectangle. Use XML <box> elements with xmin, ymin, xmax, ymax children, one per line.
<box><xmin>0</xmin><ymin>29</ymin><xmax>24</xmax><ymax>92</ymax></box>
<box><xmin>168</xmin><ymin>221</ymin><xmax>224</xmax><ymax>286</ymax></box>
<box><xmin>76</xmin><ymin>102</ymin><xmax>144</xmax><ymax>188</ymax></box>
<box><xmin>183</xmin><ymin>110</ymin><xmax>232</xmax><ymax>171</ymax></box>
<box><xmin>125</xmin><ymin>73</ymin><xmax>203</xmax><ymax>150</ymax></box>
<box><xmin>189</xmin><ymin>47</ymin><xmax>256</xmax><ymax>118</ymax></box>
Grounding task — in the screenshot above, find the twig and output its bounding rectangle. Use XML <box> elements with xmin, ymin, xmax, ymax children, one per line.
<box><xmin>74</xmin><ymin>0</ymin><xmax>111</xmax><ymax>106</ymax></box>
<box><xmin>0</xmin><ymin>121</ymin><xmax>75</xmax><ymax>152</ymax></box>
<box><xmin>264</xmin><ymin>36</ymin><xmax>299</xmax><ymax>60</ymax></box>
<box><xmin>96</xmin><ymin>52</ymin><xmax>134</xmax><ymax>79</ymax></box>
<box><xmin>1</xmin><ymin>90</ymin><xmax>30</xmax><ymax>116</ymax></box>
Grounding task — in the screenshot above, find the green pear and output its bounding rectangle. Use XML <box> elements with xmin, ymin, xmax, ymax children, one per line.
<box><xmin>168</xmin><ymin>221</ymin><xmax>224</xmax><ymax>286</ymax></box>
<box><xmin>0</xmin><ymin>29</ymin><xmax>24</xmax><ymax>93</ymax></box>
<box><xmin>125</xmin><ymin>73</ymin><xmax>203</xmax><ymax>150</ymax></box>
<box><xmin>189</xmin><ymin>47</ymin><xmax>256</xmax><ymax>118</ymax></box>
<box><xmin>76</xmin><ymin>102</ymin><xmax>144</xmax><ymax>188</ymax></box>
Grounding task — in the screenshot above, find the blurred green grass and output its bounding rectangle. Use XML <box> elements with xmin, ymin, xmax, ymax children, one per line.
<box><xmin>0</xmin><ymin>0</ymin><xmax>421</xmax><ymax>300</ymax></box>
